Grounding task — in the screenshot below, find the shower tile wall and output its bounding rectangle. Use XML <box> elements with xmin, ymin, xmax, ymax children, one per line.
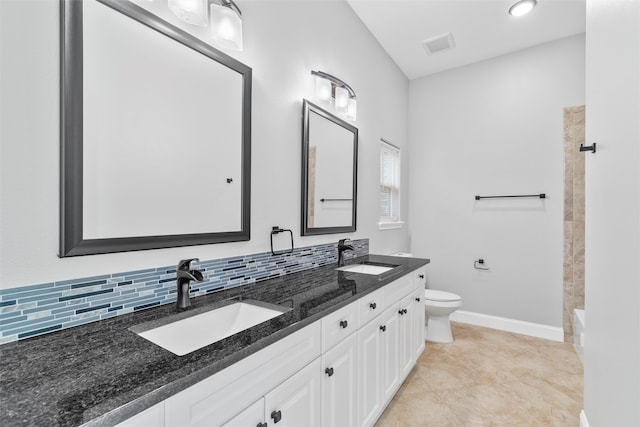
<box><xmin>563</xmin><ymin>105</ymin><xmax>585</xmax><ymax>343</ymax></box>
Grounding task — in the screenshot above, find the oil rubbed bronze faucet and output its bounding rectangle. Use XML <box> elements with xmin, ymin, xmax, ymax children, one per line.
<box><xmin>176</xmin><ymin>258</ymin><xmax>204</xmax><ymax>309</ymax></box>
<box><xmin>337</xmin><ymin>239</ymin><xmax>354</xmax><ymax>267</ymax></box>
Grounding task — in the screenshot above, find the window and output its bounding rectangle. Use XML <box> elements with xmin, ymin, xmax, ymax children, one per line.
<box><xmin>379</xmin><ymin>139</ymin><xmax>403</xmax><ymax>229</ymax></box>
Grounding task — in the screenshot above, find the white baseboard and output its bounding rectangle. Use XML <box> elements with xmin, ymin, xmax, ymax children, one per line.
<box><xmin>580</xmin><ymin>410</ymin><xmax>589</xmax><ymax>427</ymax></box>
<box><xmin>449</xmin><ymin>310</ymin><xmax>564</xmax><ymax>342</ymax></box>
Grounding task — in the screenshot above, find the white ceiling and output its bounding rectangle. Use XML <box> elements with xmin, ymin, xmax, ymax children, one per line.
<box><xmin>346</xmin><ymin>0</ymin><xmax>586</xmax><ymax>80</ymax></box>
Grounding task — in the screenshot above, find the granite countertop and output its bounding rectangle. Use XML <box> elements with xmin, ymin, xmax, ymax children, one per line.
<box><xmin>0</xmin><ymin>255</ymin><xmax>429</xmax><ymax>427</ymax></box>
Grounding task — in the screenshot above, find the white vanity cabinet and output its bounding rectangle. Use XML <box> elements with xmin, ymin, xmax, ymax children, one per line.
<box><xmin>114</xmin><ymin>265</ymin><xmax>427</xmax><ymax>427</ymax></box>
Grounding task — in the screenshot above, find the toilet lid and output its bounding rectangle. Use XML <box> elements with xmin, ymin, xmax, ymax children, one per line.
<box><xmin>424</xmin><ymin>289</ymin><xmax>461</xmax><ymax>302</ymax></box>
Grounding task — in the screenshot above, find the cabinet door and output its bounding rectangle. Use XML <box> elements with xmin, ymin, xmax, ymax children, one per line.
<box><xmin>398</xmin><ymin>295</ymin><xmax>414</xmax><ymax>380</ymax></box>
<box><xmin>265</xmin><ymin>358</ymin><xmax>322</xmax><ymax>427</ymax></box>
<box><xmin>380</xmin><ymin>305</ymin><xmax>400</xmax><ymax>405</ymax></box>
<box><xmin>357</xmin><ymin>318</ymin><xmax>383</xmax><ymax>427</ymax></box>
<box><xmin>322</xmin><ymin>333</ymin><xmax>358</xmax><ymax>427</ymax></box>
<box><xmin>222</xmin><ymin>398</ymin><xmax>264</xmax><ymax>427</ymax></box>
<box><xmin>411</xmin><ymin>287</ymin><xmax>426</xmax><ymax>360</ymax></box>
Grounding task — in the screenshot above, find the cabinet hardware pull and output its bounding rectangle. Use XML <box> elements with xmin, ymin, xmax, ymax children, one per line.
<box><xmin>415</xmin><ymin>297</ymin><xmax>421</xmax><ymax>302</ymax></box>
<box><xmin>257</xmin><ymin>423</ymin><xmax>267</xmax><ymax>427</ymax></box>
<box><xmin>380</xmin><ymin>325</ymin><xmax>387</xmax><ymax>332</ymax></box>
<box><xmin>403</xmin><ymin>308</ymin><xmax>408</xmax><ymax>314</ymax></box>
<box><xmin>339</xmin><ymin>320</ymin><xmax>348</xmax><ymax>329</ymax></box>
<box><xmin>271</xmin><ymin>410</ymin><xmax>282</xmax><ymax>423</ymax></box>
<box><xmin>419</xmin><ymin>274</ymin><xmax>425</xmax><ymax>279</ymax></box>
<box><xmin>398</xmin><ymin>309</ymin><xmax>404</xmax><ymax>316</ymax></box>
<box><xmin>325</xmin><ymin>367</ymin><xmax>334</xmax><ymax>377</ymax></box>
<box><xmin>369</xmin><ymin>302</ymin><xmax>377</xmax><ymax>310</ymax></box>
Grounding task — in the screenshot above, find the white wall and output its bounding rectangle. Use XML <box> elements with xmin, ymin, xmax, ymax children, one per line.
<box><xmin>408</xmin><ymin>35</ymin><xmax>585</xmax><ymax>327</ymax></box>
<box><xmin>583</xmin><ymin>0</ymin><xmax>640</xmax><ymax>424</ymax></box>
<box><xmin>0</xmin><ymin>0</ymin><xmax>410</xmax><ymax>289</ymax></box>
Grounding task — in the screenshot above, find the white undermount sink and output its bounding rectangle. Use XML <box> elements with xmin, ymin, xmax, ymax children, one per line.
<box><xmin>135</xmin><ymin>301</ymin><xmax>289</xmax><ymax>356</ymax></box>
<box><xmin>336</xmin><ymin>262</ymin><xmax>398</xmax><ymax>275</ymax></box>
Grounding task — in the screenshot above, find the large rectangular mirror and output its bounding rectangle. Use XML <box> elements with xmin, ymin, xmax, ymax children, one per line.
<box><xmin>60</xmin><ymin>0</ymin><xmax>252</xmax><ymax>257</ymax></box>
<box><xmin>301</xmin><ymin>100</ymin><xmax>358</xmax><ymax>236</ymax></box>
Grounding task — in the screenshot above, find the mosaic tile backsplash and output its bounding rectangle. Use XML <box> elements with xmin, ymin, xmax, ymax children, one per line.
<box><xmin>0</xmin><ymin>239</ymin><xmax>368</xmax><ymax>345</ymax></box>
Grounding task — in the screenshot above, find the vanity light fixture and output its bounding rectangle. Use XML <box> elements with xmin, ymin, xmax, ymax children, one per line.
<box><xmin>508</xmin><ymin>0</ymin><xmax>537</xmax><ymax>17</ymax></box>
<box><xmin>168</xmin><ymin>0</ymin><xmax>243</xmax><ymax>51</ymax></box>
<box><xmin>311</xmin><ymin>70</ymin><xmax>357</xmax><ymax>121</ymax></box>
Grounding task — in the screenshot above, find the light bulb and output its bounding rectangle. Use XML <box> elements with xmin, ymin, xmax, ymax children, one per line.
<box><xmin>508</xmin><ymin>0</ymin><xmax>537</xmax><ymax>17</ymax></box>
<box><xmin>346</xmin><ymin>98</ymin><xmax>357</xmax><ymax>121</ymax></box>
<box><xmin>315</xmin><ymin>77</ymin><xmax>332</xmax><ymax>102</ymax></box>
<box><xmin>334</xmin><ymin>87</ymin><xmax>349</xmax><ymax>112</ymax></box>
<box><xmin>210</xmin><ymin>3</ymin><xmax>243</xmax><ymax>51</ymax></box>
<box><xmin>168</xmin><ymin>0</ymin><xmax>208</xmax><ymax>26</ymax></box>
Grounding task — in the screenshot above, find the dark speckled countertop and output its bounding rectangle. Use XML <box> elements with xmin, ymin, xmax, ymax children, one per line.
<box><xmin>0</xmin><ymin>255</ymin><xmax>429</xmax><ymax>427</ymax></box>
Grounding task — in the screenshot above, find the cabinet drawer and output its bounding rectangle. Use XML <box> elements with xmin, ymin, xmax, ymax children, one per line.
<box><xmin>322</xmin><ymin>302</ymin><xmax>357</xmax><ymax>352</ymax></box>
<box><xmin>383</xmin><ymin>275</ymin><xmax>413</xmax><ymax>309</ymax></box>
<box><xmin>412</xmin><ymin>267</ymin><xmax>427</xmax><ymax>291</ymax></box>
<box><xmin>357</xmin><ymin>287</ymin><xmax>384</xmax><ymax>328</ymax></box>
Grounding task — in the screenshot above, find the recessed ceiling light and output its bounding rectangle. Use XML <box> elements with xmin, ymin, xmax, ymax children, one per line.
<box><xmin>509</xmin><ymin>0</ymin><xmax>537</xmax><ymax>17</ymax></box>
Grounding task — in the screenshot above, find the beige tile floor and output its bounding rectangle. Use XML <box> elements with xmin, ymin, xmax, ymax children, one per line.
<box><xmin>375</xmin><ymin>322</ymin><xmax>584</xmax><ymax>427</ymax></box>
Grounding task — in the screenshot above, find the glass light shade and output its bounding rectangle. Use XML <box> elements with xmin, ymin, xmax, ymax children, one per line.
<box><xmin>168</xmin><ymin>0</ymin><xmax>208</xmax><ymax>26</ymax></box>
<box><xmin>315</xmin><ymin>77</ymin><xmax>332</xmax><ymax>102</ymax></box>
<box><xmin>346</xmin><ymin>98</ymin><xmax>357</xmax><ymax>121</ymax></box>
<box><xmin>508</xmin><ymin>0</ymin><xmax>537</xmax><ymax>16</ymax></box>
<box><xmin>210</xmin><ymin>3</ymin><xmax>243</xmax><ymax>51</ymax></box>
<box><xmin>334</xmin><ymin>86</ymin><xmax>349</xmax><ymax>112</ymax></box>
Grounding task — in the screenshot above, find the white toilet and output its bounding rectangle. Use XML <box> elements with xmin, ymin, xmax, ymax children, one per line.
<box><xmin>424</xmin><ymin>289</ymin><xmax>462</xmax><ymax>343</ymax></box>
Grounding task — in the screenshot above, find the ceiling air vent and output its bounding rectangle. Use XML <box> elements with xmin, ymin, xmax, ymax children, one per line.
<box><xmin>422</xmin><ymin>32</ymin><xmax>456</xmax><ymax>55</ymax></box>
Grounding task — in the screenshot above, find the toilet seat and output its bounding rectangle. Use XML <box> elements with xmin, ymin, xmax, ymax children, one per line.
<box><xmin>425</xmin><ymin>289</ymin><xmax>461</xmax><ymax>302</ymax></box>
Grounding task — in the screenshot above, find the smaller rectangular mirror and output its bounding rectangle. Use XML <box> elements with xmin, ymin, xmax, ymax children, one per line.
<box><xmin>301</xmin><ymin>100</ymin><xmax>358</xmax><ymax>236</ymax></box>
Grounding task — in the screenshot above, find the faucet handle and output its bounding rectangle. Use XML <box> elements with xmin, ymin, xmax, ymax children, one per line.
<box><xmin>177</xmin><ymin>258</ymin><xmax>199</xmax><ymax>271</ymax></box>
<box><xmin>338</xmin><ymin>238</ymin><xmax>350</xmax><ymax>246</ymax></box>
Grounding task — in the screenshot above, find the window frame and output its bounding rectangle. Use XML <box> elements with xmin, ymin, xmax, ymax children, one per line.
<box><xmin>378</xmin><ymin>139</ymin><xmax>404</xmax><ymax>230</ymax></box>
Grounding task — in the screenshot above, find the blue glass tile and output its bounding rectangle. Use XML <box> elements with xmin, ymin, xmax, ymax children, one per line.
<box><xmin>0</xmin><ymin>282</ymin><xmax>53</xmax><ymax>296</ymax></box>
<box><xmin>0</xmin><ymin>314</ymin><xmax>28</xmax><ymax>326</ymax></box>
<box><xmin>2</xmin><ymin>317</ymin><xmax>59</xmax><ymax>336</ymax></box>
<box><xmin>117</xmin><ymin>267</ymin><xmax>157</xmax><ymax>277</ymax></box>
<box><xmin>100</xmin><ymin>311</ymin><xmax>118</xmax><ymax>320</ymax></box>
<box><xmin>134</xmin><ymin>301</ymin><xmax>160</xmax><ymax>311</ymax></box>
<box><xmin>117</xmin><ymin>280</ymin><xmax>133</xmax><ymax>286</ymax></box>
<box><xmin>18</xmin><ymin>324</ymin><xmax>62</xmax><ymax>339</ymax></box>
<box><xmin>17</xmin><ymin>292</ymin><xmax>63</xmax><ymax>304</ymax></box>
<box><xmin>62</xmin><ymin>315</ymin><xmax>100</xmax><ymax>329</ymax></box>
<box><xmin>0</xmin><ymin>300</ymin><xmax>16</xmax><ymax>308</ymax></box>
<box><xmin>54</xmin><ymin>274</ymin><xmax>111</xmax><ymax>287</ymax></box>
<box><xmin>37</xmin><ymin>297</ymin><xmax>63</xmax><ymax>306</ymax></box>
<box><xmin>76</xmin><ymin>304</ymin><xmax>110</xmax><ymax>314</ymax></box>
<box><xmin>59</xmin><ymin>289</ymin><xmax>113</xmax><ymax>302</ymax></box>
<box><xmin>70</xmin><ymin>279</ymin><xmax>108</xmax><ymax>289</ymax></box>
<box><xmin>53</xmin><ymin>303</ymin><xmax>90</xmax><ymax>315</ymax></box>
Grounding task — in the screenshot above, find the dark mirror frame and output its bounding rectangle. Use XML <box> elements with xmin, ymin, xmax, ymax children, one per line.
<box><xmin>59</xmin><ymin>0</ymin><xmax>252</xmax><ymax>257</ymax></box>
<box><xmin>301</xmin><ymin>100</ymin><xmax>358</xmax><ymax>236</ymax></box>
